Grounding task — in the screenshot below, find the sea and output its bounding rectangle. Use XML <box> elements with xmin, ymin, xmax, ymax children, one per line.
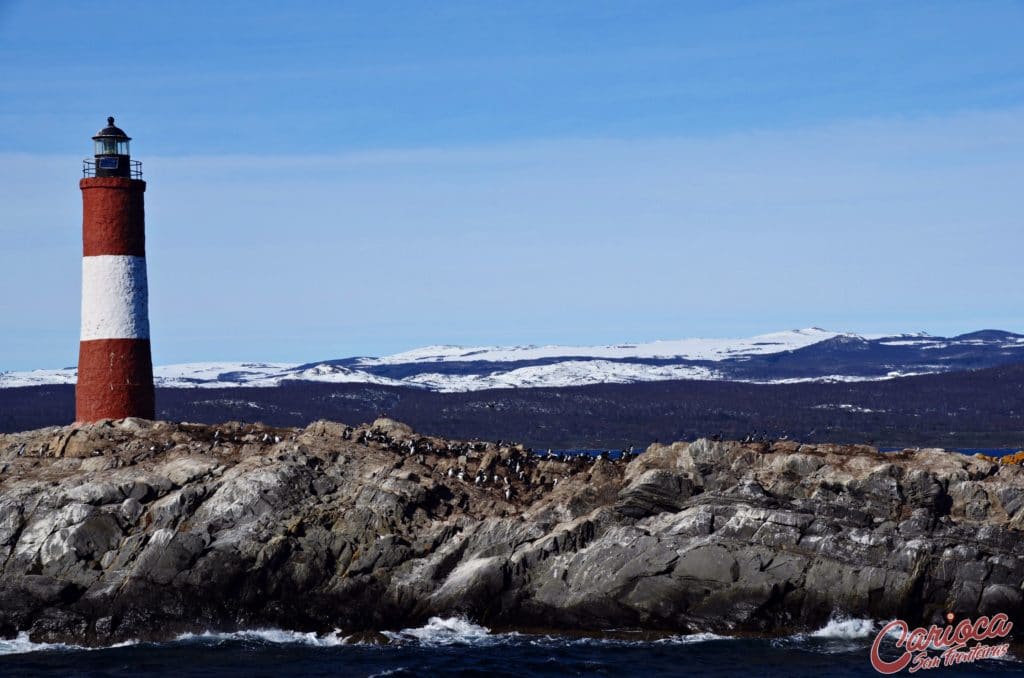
<box><xmin>557</xmin><ymin>447</ymin><xmax>1022</xmax><ymax>460</ymax></box>
<box><xmin>1</xmin><ymin>616</ymin><xmax>1021</xmax><ymax>677</ymax></box>
<box><xmin>3</xmin><ymin>447</ymin><xmax>1021</xmax><ymax>677</ymax></box>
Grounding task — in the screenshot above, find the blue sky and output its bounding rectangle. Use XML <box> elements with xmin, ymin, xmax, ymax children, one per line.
<box><xmin>1</xmin><ymin>1</ymin><xmax>1022</xmax><ymax>369</ymax></box>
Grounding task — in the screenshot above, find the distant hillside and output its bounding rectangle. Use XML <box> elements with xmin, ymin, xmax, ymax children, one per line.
<box><xmin>4</xmin><ymin>328</ymin><xmax>1023</xmax><ymax>393</ymax></box>
<box><xmin>3</xmin><ymin>363</ymin><xmax>1022</xmax><ymax>449</ymax></box>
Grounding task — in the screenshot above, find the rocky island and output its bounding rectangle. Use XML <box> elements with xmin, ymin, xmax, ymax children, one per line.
<box><xmin>0</xmin><ymin>418</ymin><xmax>1021</xmax><ymax>646</ymax></box>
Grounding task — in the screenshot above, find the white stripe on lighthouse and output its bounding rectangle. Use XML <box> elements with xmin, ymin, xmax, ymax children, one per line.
<box><xmin>80</xmin><ymin>255</ymin><xmax>150</xmax><ymax>340</ymax></box>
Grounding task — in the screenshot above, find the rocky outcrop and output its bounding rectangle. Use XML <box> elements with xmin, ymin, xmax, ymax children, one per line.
<box><xmin>0</xmin><ymin>419</ymin><xmax>1022</xmax><ymax>645</ymax></box>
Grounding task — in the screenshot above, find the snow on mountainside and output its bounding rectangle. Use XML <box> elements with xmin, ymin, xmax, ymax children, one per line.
<box><xmin>0</xmin><ymin>369</ymin><xmax>78</xmax><ymax>388</ymax></box>
<box><xmin>405</xmin><ymin>361</ymin><xmax>720</xmax><ymax>392</ymax></box>
<box><xmin>0</xmin><ymin>363</ymin><xmax>409</xmax><ymax>390</ymax></box>
<box><xmin>154</xmin><ymin>362</ymin><xmax>408</xmax><ymax>389</ymax></box>
<box><xmin>356</xmin><ymin>328</ymin><xmax>841</xmax><ymax>365</ymax></box>
<box><xmin>2</xmin><ymin>328</ymin><xmax>1023</xmax><ymax>393</ymax></box>
<box><xmin>154</xmin><ymin>362</ymin><xmax>295</xmax><ymax>388</ymax></box>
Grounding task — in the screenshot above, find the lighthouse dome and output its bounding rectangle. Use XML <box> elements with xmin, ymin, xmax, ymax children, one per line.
<box><xmin>93</xmin><ymin>116</ymin><xmax>131</xmax><ymax>141</ymax></box>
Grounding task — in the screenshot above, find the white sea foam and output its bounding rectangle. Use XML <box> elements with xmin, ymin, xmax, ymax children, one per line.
<box><xmin>0</xmin><ymin>632</ymin><xmax>142</xmax><ymax>656</ymax></box>
<box><xmin>175</xmin><ymin>628</ymin><xmax>348</xmax><ymax>646</ymax></box>
<box><xmin>382</xmin><ymin>616</ymin><xmax>499</xmax><ymax>646</ymax></box>
<box><xmin>367</xmin><ymin>669</ymin><xmax>412</xmax><ymax>678</ymax></box>
<box><xmin>809</xmin><ymin>617</ymin><xmax>876</xmax><ymax>639</ymax></box>
<box><xmin>770</xmin><ymin>616</ymin><xmax>880</xmax><ymax>652</ymax></box>
<box><xmin>0</xmin><ymin>632</ymin><xmax>78</xmax><ymax>655</ymax></box>
<box><xmin>655</xmin><ymin>632</ymin><xmax>731</xmax><ymax>644</ymax></box>
<box><xmin>522</xmin><ymin>631</ymin><xmax>731</xmax><ymax>648</ymax></box>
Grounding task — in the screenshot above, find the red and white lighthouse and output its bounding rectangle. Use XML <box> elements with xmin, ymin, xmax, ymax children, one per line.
<box><xmin>76</xmin><ymin>117</ymin><xmax>155</xmax><ymax>421</ymax></box>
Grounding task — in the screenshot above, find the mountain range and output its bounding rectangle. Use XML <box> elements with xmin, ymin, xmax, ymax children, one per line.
<box><xmin>4</xmin><ymin>327</ymin><xmax>1023</xmax><ymax>392</ymax></box>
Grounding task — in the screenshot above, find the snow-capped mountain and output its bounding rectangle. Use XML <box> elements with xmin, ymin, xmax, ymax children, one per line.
<box><xmin>356</xmin><ymin>327</ymin><xmax>840</xmax><ymax>365</ymax></box>
<box><xmin>2</xmin><ymin>328</ymin><xmax>1023</xmax><ymax>393</ymax></box>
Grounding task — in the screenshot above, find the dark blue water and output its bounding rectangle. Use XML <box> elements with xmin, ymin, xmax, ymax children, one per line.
<box><xmin>1</xmin><ymin>618</ymin><xmax>1019</xmax><ymax>677</ymax></box>
<box><xmin>558</xmin><ymin>447</ymin><xmax>1022</xmax><ymax>460</ymax></box>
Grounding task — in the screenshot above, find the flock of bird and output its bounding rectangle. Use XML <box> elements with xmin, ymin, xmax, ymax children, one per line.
<box><xmin>350</xmin><ymin>424</ymin><xmax>640</xmax><ymax>501</ymax></box>
<box><xmin>711</xmin><ymin>430</ymin><xmax>787</xmax><ymax>444</ymax></box>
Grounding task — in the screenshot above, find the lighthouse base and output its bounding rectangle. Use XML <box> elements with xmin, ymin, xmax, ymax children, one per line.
<box><xmin>76</xmin><ymin>338</ymin><xmax>155</xmax><ymax>421</ymax></box>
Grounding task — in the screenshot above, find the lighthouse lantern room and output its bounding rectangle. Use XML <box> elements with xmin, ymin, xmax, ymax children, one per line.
<box><xmin>84</xmin><ymin>117</ymin><xmax>142</xmax><ymax>179</ymax></box>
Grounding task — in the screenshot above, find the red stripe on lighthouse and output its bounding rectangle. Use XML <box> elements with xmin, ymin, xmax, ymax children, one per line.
<box><xmin>76</xmin><ymin>338</ymin><xmax>155</xmax><ymax>421</ymax></box>
<box><xmin>77</xmin><ymin>175</ymin><xmax>155</xmax><ymax>422</ymax></box>
<box><xmin>80</xmin><ymin>177</ymin><xmax>146</xmax><ymax>257</ymax></box>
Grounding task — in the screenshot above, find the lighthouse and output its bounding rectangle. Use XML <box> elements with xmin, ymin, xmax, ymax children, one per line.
<box><xmin>76</xmin><ymin>117</ymin><xmax>155</xmax><ymax>421</ymax></box>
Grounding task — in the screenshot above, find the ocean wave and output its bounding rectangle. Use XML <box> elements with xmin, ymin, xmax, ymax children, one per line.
<box><xmin>769</xmin><ymin>616</ymin><xmax>879</xmax><ymax>653</ymax></box>
<box><xmin>0</xmin><ymin>632</ymin><xmax>78</xmax><ymax>656</ymax></box>
<box><xmin>808</xmin><ymin>617</ymin><xmax>876</xmax><ymax>640</ymax></box>
<box><xmin>656</xmin><ymin>632</ymin><xmax>731</xmax><ymax>644</ymax></box>
<box><xmin>382</xmin><ymin>616</ymin><xmax>502</xmax><ymax>646</ymax></box>
<box><xmin>0</xmin><ymin>627</ymin><xmax>349</xmax><ymax>656</ymax></box>
<box><xmin>521</xmin><ymin>630</ymin><xmax>731</xmax><ymax>649</ymax></box>
<box><xmin>175</xmin><ymin>628</ymin><xmax>349</xmax><ymax>647</ymax></box>
<box><xmin>0</xmin><ymin>632</ymin><xmax>139</xmax><ymax>656</ymax></box>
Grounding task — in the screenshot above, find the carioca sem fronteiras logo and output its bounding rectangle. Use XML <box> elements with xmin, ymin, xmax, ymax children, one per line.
<box><xmin>870</xmin><ymin>612</ymin><xmax>1013</xmax><ymax>673</ymax></box>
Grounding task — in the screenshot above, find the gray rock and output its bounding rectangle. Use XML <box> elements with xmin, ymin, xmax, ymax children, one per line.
<box><xmin>901</xmin><ymin>469</ymin><xmax>948</xmax><ymax>512</ymax></box>
<box><xmin>130</xmin><ymin>529</ymin><xmax>207</xmax><ymax>585</ymax></box>
<box><xmin>997</xmin><ymin>486</ymin><xmax>1024</xmax><ymax>517</ymax></box>
<box><xmin>673</xmin><ymin>544</ymin><xmax>737</xmax><ymax>584</ymax></box>
<box><xmin>0</xmin><ymin>424</ymin><xmax>1022</xmax><ymax>645</ymax></box>
<box><xmin>615</xmin><ymin>469</ymin><xmax>694</xmax><ymax>518</ymax></box>
<box><xmin>120</xmin><ymin>498</ymin><xmax>144</xmax><ymax>525</ymax></box>
<box><xmin>63</xmin><ymin>482</ymin><xmax>124</xmax><ymax>507</ymax></box>
<box><xmin>158</xmin><ymin>458</ymin><xmax>219</xmax><ymax>487</ymax></box>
